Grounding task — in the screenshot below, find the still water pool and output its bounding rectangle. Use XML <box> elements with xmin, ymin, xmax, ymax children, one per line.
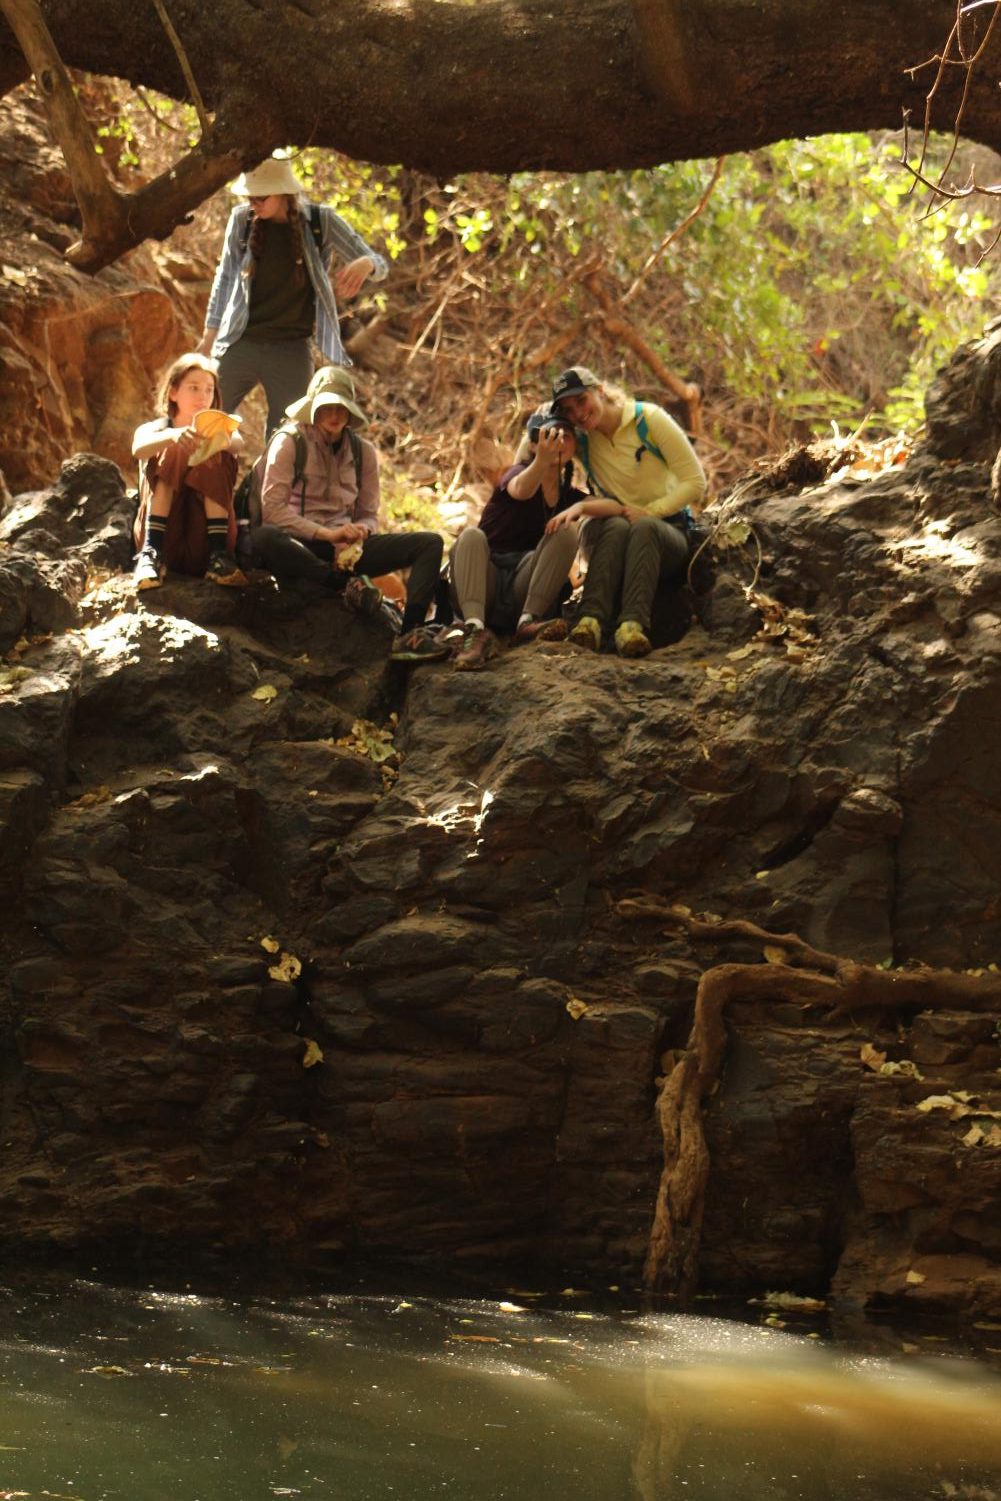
<box><xmin>1</xmin><ymin>1275</ymin><xmax>999</xmax><ymax>1500</ymax></box>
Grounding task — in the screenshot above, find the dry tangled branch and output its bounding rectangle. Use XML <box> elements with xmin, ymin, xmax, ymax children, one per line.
<box><xmin>903</xmin><ymin>0</ymin><xmax>1001</xmax><ymax>233</ymax></box>
<box><xmin>0</xmin><ymin>0</ymin><xmax>267</xmax><ymax>270</ymax></box>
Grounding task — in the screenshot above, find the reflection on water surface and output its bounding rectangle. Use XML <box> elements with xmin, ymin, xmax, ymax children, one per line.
<box><xmin>0</xmin><ymin>1276</ymin><xmax>999</xmax><ymax>1499</ymax></box>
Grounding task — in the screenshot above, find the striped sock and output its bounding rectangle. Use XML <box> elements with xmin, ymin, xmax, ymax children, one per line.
<box><xmin>145</xmin><ymin>515</ymin><xmax>167</xmax><ymax>555</ymax></box>
<box><xmin>206</xmin><ymin>517</ymin><xmax>229</xmax><ymax>555</ymax></box>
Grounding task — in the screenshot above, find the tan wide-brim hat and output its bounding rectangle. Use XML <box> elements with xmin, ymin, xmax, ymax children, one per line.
<box><xmin>285</xmin><ymin>366</ymin><xmax>368</xmax><ymax>429</ymax></box>
<box><xmin>231</xmin><ymin>155</ymin><xmax>302</xmax><ymax>198</ymax></box>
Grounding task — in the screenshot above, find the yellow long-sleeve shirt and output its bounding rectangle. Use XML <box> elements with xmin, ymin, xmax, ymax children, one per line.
<box><xmin>584</xmin><ymin>401</ymin><xmax>706</xmax><ymax>517</ymax></box>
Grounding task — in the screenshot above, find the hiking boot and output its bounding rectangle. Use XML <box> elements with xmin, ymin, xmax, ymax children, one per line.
<box><xmin>454</xmin><ymin>624</ymin><xmax>499</xmax><ymax>671</ymax></box>
<box><xmin>344</xmin><ymin>573</ymin><xmax>382</xmax><ymax>617</ymax></box>
<box><xmin>389</xmin><ymin>626</ymin><xmax>453</xmax><ymax>664</ymax></box>
<box><xmin>133</xmin><ymin>546</ymin><xmax>166</xmax><ymax>591</ymax></box>
<box><xmin>513</xmin><ymin>616</ymin><xmax>568</xmax><ymax>645</ymax></box>
<box><xmin>568</xmin><ymin>615</ymin><xmax>602</xmax><ymax>651</ymax></box>
<box><xmin>205</xmin><ymin>550</ymin><xmax>247</xmax><ymax>587</ymax></box>
<box><xmin>615</xmin><ymin>620</ymin><xmax>652</xmax><ymax>658</ymax></box>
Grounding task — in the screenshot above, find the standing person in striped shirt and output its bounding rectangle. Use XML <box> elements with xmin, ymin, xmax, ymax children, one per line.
<box><xmin>197</xmin><ymin>155</ymin><xmax>388</xmax><ymax>435</ymax></box>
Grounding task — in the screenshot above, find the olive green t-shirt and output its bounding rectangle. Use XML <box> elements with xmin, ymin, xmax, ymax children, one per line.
<box><xmin>244</xmin><ymin>222</ymin><xmax>316</xmax><ymax>341</ymax></box>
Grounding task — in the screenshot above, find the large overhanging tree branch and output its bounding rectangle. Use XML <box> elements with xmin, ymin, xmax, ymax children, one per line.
<box><xmin>1</xmin><ymin>1</ymin><xmax>1000</xmax><ymax>176</ymax></box>
<box><xmin>1</xmin><ymin>1</ymin><xmax>1001</xmax><ymax>270</ymax></box>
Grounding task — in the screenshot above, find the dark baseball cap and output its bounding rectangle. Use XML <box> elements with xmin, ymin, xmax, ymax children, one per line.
<box><xmin>525</xmin><ymin>403</ymin><xmax>575</xmax><ymax>440</ymax></box>
<box><xmin>551</xmin><ymin>367</ymin><xmax>600</xmax><ymax>404</ymax></box>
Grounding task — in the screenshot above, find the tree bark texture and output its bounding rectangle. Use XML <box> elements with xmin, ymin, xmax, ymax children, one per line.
<box><xmin>1</xmin><ymin>2</ymin><xmax>1000</xmax><ymax>175</ymax></box>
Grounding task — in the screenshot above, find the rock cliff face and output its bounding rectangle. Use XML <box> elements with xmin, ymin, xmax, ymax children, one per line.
<box><xmin>2</xmin><ymin>330</ymin><xmax>1001</xmax><ymax>1316</ymax></box>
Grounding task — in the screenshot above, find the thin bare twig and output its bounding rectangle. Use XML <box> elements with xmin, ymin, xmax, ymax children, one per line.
<box><xmin>132</xmin><ymin>84</ymin><xmax>185</xmax><ymax>132</ymax></box>
<box><xmin>149</xmin><ymin>0</ymin><xmax>211</xmax><ymax>137</ymax></box>
<box><xmin>906</xmin><ymin>1</ymin><xmax>1001</xmax><ymax>193</ymax></box>
<box><xmin>622</xmin><ymin>156</ymin><xmax>726</xmax><ymax>307</ymax></box>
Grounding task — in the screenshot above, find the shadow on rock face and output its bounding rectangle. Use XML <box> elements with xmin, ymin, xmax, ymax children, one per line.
<box><xmin>2</xmin><ymin>387</ymin><xmax>1001</xmax><ymax>1318</ymax></box>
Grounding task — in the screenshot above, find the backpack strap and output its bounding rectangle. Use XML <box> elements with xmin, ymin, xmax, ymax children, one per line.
<box><xmin>347</xmin><ymin>428</ymin><xmax>364</xmax><ymax>492</ymax></box>
<box><xmin>576</xmin><ymin>430</ymin><xmax>614</xmax><ymax>499</ymax></box>
<box><xmin>289</xmin><ymin>428</ymin><xmax>308</xmax><ymax>515</ymax></box>
<box><xmin>633</xmin><ymin>401</ymin><xmax>665</xmax><ymax>463</ymax></box>
<box><xmin>307</xmin><ymin>202</ymin><xmax>324</xmax><ymax>255</ymax></box>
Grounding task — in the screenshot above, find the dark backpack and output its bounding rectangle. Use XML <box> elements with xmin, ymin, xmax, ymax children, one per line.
<box><xmin>234</xmin><ymin>424</ymin><xmax>364</xmax><ymax>565</ymax></box>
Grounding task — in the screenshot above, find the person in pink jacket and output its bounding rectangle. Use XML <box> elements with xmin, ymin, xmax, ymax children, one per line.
<box><xmin>255</xmin><ymin>366</ymin><xmax>447</xmax><ymax>662</ymax></box>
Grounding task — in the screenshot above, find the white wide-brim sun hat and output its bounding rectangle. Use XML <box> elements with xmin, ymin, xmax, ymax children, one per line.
<box><xmin>231</xmin><ymin>155</ymin><xmax>302</xmax><ymax>198</ymax></box>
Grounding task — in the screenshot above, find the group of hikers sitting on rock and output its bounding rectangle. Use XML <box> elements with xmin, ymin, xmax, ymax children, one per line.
<box><xmin>129</xmin><ymin>154</ymin><xmax>707</xmax><ymax>664</ymax></box>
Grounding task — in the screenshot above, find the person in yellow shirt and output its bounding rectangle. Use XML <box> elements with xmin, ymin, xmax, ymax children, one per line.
<box><xmin>546</xmin><ymin>366</ymin><xmax>706</xmax><ymax>658</ymax></box>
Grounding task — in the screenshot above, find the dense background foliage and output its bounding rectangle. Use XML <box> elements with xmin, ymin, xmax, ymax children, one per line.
<box><xmin>102</xmin><ymin>85</ymin><xmax>1001</xmax><ymax>506</ymax></box>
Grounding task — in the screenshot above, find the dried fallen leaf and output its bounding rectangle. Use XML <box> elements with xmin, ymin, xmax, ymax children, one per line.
<box><xmin>268</xmin><ymin>951</ymin><xmax>302</xmax><ymax>983</ymax></box>
<box><xmin>860</xmin><ymin>1043</ymin><xmax>886</xmax><ymax>1072</ymax></box>
<box><xmin>251</xmin><ymin>684</ymin><xmax>279</xmax><ymax>702</ymax></box>
<box><xmin>84</xmin><ymin>1363</ymin><xmax>130</xmax><ymax>1376</ymax></box>
<box><xmin>301</xmin><ymin>1038</ymin><xmax>324</xmax><ymax>1069</ymax></box>
<box><xmin>566</xmin><ymin>997</ymin><xmax>588</xmax><ymax>1021</ymax></box>
<box><xmin>917</xmin><ymin>1094</ymin><xmax>1001</xmax><ymax>1123</ymax></box>
<box><xmin>878</xmin><ymin>1059</ymin><xmax>923</xmax><ymax>1079</ymax></box>
<box><xmin>763</xmin><ymin>945</ymin><xmax>787</xmax><ymax>965</ymax></box>
<box><xmin>71</xmin><ymin>786</ymin><xmax>113</xmax><ymax>809</ymax></box>
<box><xmin>916</xmin><ymin>1094</ymin><xmax>967</xmax><ymax>1117</ymax></box>
<box><xmin>349</xmin><ymin>718</ymin><xmax>397</xmax><ymax>764</ymax></box>
<box><xmin>905</xmin><ymin>1270</ymin><xmax>926</xmax><ymax>1286</ymax></box>
<box><xmin>337</xmin><ymin>540</ymin><xmax>364</xmax><ymax>571</ymax></box>
<box><xmin>260</xmin><ymin>936</ymin><xmax>281</xmax><ymax>954</ymax></box>
<box><xmin>715</xmin><ymin>519</ymin><xmax>752</xmax><ymax>549</ymax></box>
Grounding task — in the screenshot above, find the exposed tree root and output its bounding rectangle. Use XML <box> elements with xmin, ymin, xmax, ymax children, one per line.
<box><xmin>616</xmin><ymin>898</ymin><xmax>1001</xmax><ymax>1294</ymax></box>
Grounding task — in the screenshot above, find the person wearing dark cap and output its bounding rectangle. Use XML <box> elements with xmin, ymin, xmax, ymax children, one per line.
<box><xmin>547</xmin><ymin>366</ymin><xmax>706</xmax><ymax>657</ymax></box>
<box><xmin>447</xmin><ymin>405</ymin><xmax>586</xmax><ymax>671</ymax></box>
<box><xmin>197</xmin><ymin>154</ymin><xmax>388</xmax><ymax>435</ymax></box>
<box><xmin>255</xmin><ymin>366</ymin><xmax>448</xmax><ymax>663</ymax></box>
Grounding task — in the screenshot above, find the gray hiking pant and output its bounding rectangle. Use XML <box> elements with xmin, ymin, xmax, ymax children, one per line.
<box><xmin>217</xmin><ymin>336</ymin><xmax>315</xmax><ymax>436</ymax></box>
<box><xmin>448</xmin><ymin>525</ymin><xmax>579</xmax><ymax>626</ymax></box>
<box><xmin>579</xmin><ymin>514</ymin><xmax>689</xmax><ymax>631</ymax></box>
<box><xmin>253</xmin><ymin>524</ymin><xmax>443</xmax><ymax>631</ymax></box>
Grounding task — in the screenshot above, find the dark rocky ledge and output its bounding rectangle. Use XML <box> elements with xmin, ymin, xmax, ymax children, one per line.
<box><xmin>2</xmin><ymin>330</ymin><xmax>1001</xmax><ymax>1319</ymax></box>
